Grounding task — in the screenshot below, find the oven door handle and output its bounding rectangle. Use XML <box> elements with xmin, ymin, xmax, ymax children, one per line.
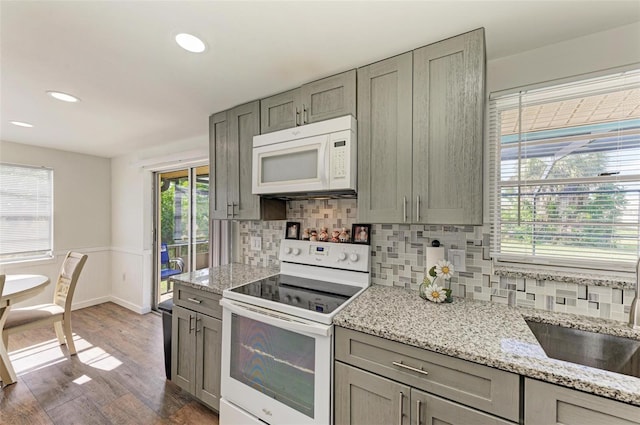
<box><xmin>220</xmin><ymin>298</ymin><xmax>332</xmax><ymax>337</ymax></box>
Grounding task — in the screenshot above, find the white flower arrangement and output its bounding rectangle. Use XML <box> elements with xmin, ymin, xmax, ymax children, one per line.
<box><xmin>419</xmin><ymin>259</ymin><xmax>455</xmax><ymax>303</ymax></box>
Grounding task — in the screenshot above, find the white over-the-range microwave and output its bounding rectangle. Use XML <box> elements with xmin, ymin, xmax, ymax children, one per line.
<box><xmin>252</xmin><ymin>115</ymin><xmax>357</xmax><ymax>198</ymax></box>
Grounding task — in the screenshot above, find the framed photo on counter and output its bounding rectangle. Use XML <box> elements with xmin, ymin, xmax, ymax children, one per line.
<box><xmin>285</xmin><ymin>222</ymin><xmax>301</xmax><ymax>240</ymax></box>
<box><xmin>351</xmin><ymin>224</ymin><xmax>371</xmax><ymax>245</ymax></box>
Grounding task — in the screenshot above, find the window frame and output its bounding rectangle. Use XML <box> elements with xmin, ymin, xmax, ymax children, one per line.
<box><xmin>0</xmin><ymin>162</ymin><xmax>54</xmax><ymax>264</ymax></box>
<box><xmin>489</xmin><ymin>67</ymin><xmax>640</xmax><ymax>274</ymax></box>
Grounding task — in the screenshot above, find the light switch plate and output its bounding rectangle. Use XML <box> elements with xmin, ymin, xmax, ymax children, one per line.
<box><xmin>250</xmin><ymin>236</ymin><xmax>262</xmax><ymax>251</ymax></box>
<box><xmin>448</xmin><ymin>249</ymin><xmax>466</xmax><ymax>272</ymax></box>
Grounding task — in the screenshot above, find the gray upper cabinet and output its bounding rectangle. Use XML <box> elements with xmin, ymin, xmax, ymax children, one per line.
<box><xmin>413</xmin><ymin>28</ymin><xmax>485</xmax><ymax>225</ymax></box>
<box><xmin>260</xmin><ymin>88</ymin><xmax>301</xmax><ymax>134</ymax></box>
<box><xmin>357</xmin><ymin>53</ymin><xmax>413</xmax><ymax>223</ymax></box>
<box><xmin>357</xmin><ymin>28</ymin><xmax>485</xmax><ymax>225</ymax></box>
<box><xmin>301</xmin><ymin>69</ymin><xmax>356</xmax><ymax>124</ymax></box>
<box><xmin>228</xmin><ymin>101</ymin><xmax>261</xmax><ymax>220</ymax></box>
<box><xmin>210</xmin><ymin>102</ymin><xmax>286</xmax><ymax>220</ymax></box>
<box><xmin>210</xmin><ymin>112</ymin><xmax>228</xmax><ymax>220</ymax></box>
<box><xmin>259</xmin><ymin>69</ymin><xmax>356</xmax><ymax>134</ymax></box>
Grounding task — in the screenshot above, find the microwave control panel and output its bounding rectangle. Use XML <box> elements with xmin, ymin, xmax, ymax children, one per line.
<box><xmin>329</xmin><ymin>128</ymin><xmax>356</xmax><ymax>189</ymax></box>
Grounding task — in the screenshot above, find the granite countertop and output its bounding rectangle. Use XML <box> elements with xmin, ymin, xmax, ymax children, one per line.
<box><xmin>333</xmin><ymin>285</ymin><xmax>640</xmax><ymax>406</ymax></box>
<box><xmin>168</xmin><ymin>263</ymin><xmax>279</xmax><ymax>295</ymax></box>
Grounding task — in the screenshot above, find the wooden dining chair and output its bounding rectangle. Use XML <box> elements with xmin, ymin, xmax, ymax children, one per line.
<box><xmin>2</xmin><ymin>252</ymin><xmax>88</xmax><ymax>355</ymax></box>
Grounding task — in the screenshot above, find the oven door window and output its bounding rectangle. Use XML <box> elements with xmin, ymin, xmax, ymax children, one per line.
<box><xmin>230</xmin><ymin>313</ymin><xmax>315</xmax><ymax>418</ymax></box>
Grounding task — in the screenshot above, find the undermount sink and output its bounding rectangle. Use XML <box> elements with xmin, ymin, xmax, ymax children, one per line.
<box><xmin>526</xmin><ymin>320</ymin><xmax>640</xmax><ymax>379</ymax></box>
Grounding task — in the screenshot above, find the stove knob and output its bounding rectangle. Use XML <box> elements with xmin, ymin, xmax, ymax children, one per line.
<box><xmin>284</xmin><ymin>247</ymin><xmax>292</xmax><ymax>254</ymax></box>
<box><xmin>294</xmin><ymin>296</ymin><xmax>301</xmax><ymax>304</ymax></box>
<box><xmin>337</xmin><ymin>252</ymin><xmax>347</xmax><ymax>261</ymax></box>
<box><xmin>292</xmin><ymin>248</ymin><xmax>301</xmax><ymax>256</ymax></box>
<box><xmin>349</xmin><ymin>253</ymin><xmax>359</xmax><ymax>262</ymax></box>
<box><xmin>284</xmin><ymin>295</ymin><xmax>292</xmax><ymax>302</ymax></box>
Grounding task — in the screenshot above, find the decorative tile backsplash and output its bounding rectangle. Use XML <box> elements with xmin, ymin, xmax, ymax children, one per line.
<box><xmin>236</xmin><ymin>199</ymin><xmax>635</xmax><ymax>323</ymax></box>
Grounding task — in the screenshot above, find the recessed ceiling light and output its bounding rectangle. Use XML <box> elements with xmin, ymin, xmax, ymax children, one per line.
<box><xmin>47</xmin><ymin>91</ymin><xmax>80</xmax><ymax>103</ymax></box>
<box><xmin>175</xmin><ymin>33</ymin><xmax>206</xmax><ymax>53</ymax></box>
<box><xmin>10</xmin><ymin>121</ymin><xmax>34</xmax><ymax>128</ymax></box>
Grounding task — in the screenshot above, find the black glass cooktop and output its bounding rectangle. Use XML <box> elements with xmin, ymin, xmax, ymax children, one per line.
<box><xmin>229</xmin><ymin>274</ymin><xmax>361</xmax><ymax>314</ymax></box>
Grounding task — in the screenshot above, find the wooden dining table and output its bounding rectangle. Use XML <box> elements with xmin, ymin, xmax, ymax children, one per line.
<box><xmin>0</xmin><ymin>274</ymin><xmax>50</xmax><ymax>386</ymax></box>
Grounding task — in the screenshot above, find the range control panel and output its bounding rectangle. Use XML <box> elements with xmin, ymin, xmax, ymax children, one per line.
<box><xmin>279</xmin><ymin>239</ymin><xmax>370</xmax><ymax>273</ymax></box>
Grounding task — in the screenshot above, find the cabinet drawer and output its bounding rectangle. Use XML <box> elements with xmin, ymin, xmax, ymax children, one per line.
<box><xmin>335</xmin><ymin>327</ymin><xmax>520</xmax><ymax>422</ymax></box>
<box><xmin>525</xmin><ymin>378</ymin><xmax>640</xmax><ymax>425</ymax></box>
<box><xmin>174</xmin><ymin>284</ymin><xmax>222</xmax><ymax>319</ymax></box>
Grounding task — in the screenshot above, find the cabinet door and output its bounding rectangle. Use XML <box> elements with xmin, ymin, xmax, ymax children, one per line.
<box><xmin>412</xmin><ymin>389</ymin><xmax>514</xmax><ymax>425</ymax></box>
<box><xmin>227</xmin><ymin>101</ymin><xmax>261</xmax><ymax>220</ymax></box>
<box><xmin>171</xmin><ymin>305</ymin><xmax>195</xmax><ymax>393</ymax></box>
<box><xmin>210</xmin><ymin>112</ymin><xmax>229</xmax><ymax>219</ymax></box>
<box><xmin>260</xmin><ymin>88</ymin><xmax>301</xmax><ymax>133</ymax></box>
<box><xmin>357</xmin><ymin>53</ymin><xmax>413</xmax><ymax>223</ymax></box>
<box><xmin>413</xmin><ymin>28</ymin><xmax>485</xmax><ymax>225</ymax></box>
<box><xmin>335</xmin><ymin>362</ymin><xmax>410</xmax><ymax>425</ymax></box>
<box><xmin>301</xmin><ymin>69</ymin><xmax>356</xmax><ymax>124</ymax></box>
<box><xmin>525</xmin><ymin>379</ymin><xmax>640</xmax><ymax>425</ymax></box>
<box><xmin>195</xmin><ymin>314</ymin><xmax>222</xmax><ymax>411</ymax></box>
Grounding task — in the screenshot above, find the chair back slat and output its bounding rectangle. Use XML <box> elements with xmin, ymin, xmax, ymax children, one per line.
<box><xmin>54</xmin><ymin>252</ymin><xmax>88</xmax><ymax>310</ymax></box>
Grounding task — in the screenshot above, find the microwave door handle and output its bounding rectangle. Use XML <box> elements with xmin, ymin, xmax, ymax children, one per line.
<box><xmin>319</xmin><ymin>141</ymin><xmax>329</xmax><ymax>183</ymax></box>
<box><xmin>220</xmin><ymin>298</ymin><xmax>331</xmax><ymax>337</ymax></box>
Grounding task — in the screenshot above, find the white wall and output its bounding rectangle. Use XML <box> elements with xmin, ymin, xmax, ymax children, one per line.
<box><xmin>0</xmin><ymin>140</ymin><xmax>112</xmax><ymax>309</ymax></box>
<box><xmin>110</xmin><ymin>136</ymin><xmax>208</xmax><ymax>313</ymax></box>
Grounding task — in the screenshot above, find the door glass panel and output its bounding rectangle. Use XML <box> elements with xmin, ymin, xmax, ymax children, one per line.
<box><xmin>192</xmin><ymin>166</ymin><xmax>210</xmax><ymax>271</ymax></box>
<box><xmin>261</xmin><ymin>149</ymin><xmax>318</xmax><ymax>183</ymax></box>
<box><xmin>230</xmin><ymin>313</ymin><xmax>315</xmax><ymax>418</ymax></box>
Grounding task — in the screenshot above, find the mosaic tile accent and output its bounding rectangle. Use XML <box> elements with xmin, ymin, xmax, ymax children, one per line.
<box><xmin>236</xmin><ymin>199</ymin><xmax>635</xmax><ymax>324</ymax></box>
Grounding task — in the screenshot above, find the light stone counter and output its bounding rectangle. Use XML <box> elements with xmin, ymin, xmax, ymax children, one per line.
<box><xmin>333</xmin><ymin>284</ymin><xmax>640</xmax><ymax>406</ymax></box>
<box><xmin>168</xmin><ymin>263</ymin><xmax>279</xmax><ymax>295</ymax></box>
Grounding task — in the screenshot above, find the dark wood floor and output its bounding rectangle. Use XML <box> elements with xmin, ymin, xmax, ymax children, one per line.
<box><xmin>0</xmin><ymin>302</ymin><xmax>220</xmax><ymax>425</ymax></box>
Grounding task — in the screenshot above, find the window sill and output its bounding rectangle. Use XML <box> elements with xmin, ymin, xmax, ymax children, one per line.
<box><xmin>493</xmin><ymin>264</ymin><xmax>635</xmax><ymax>290</ymax></box>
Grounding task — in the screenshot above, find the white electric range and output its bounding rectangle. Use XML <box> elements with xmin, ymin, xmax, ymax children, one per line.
<box><xmin>220</xmin><ymin>239</ymin><xmax>371</xmax><ymax>425</ymax></box>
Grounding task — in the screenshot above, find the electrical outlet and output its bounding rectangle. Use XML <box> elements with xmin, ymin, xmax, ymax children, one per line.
<box><xmin>250</xmin><ymin>236</ymin><xmax>262</xmax><ymax>251</ymax></box>
<box><xmin>448</xmin><ymin>249</ymin><xmax>466</xmax><ymax>272</ymax></box>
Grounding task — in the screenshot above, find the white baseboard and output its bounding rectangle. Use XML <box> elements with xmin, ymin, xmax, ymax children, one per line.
<box><xmin>71</xmin><ymin>296</ymin><xmax>111</xmax><ymax>311</ymax></box>
<box><xmin>108</xmin><ymin>296</ymin><xmax>151</xmax><ymax>314</ymax></box>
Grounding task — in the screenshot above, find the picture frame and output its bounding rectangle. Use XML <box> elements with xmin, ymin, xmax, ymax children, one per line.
<box><xmin>351</xmin><ymin>224</ymin><xmax>371</xmax><ymax>245</ymax></box>
<box><xmin>285</xmin><ymin>221</ymin><xmax>301</xmax><ymax>240</ymax></box>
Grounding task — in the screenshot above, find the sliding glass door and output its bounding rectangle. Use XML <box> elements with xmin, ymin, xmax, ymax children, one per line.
<box><xmin>154</xmin><ymin>166</ymin><xmax>209</xmax><ymax>305</ymax></box>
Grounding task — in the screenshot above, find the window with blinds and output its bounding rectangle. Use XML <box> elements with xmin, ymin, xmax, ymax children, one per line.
<box><xmin>0</xmin><ymin>163</ymin><xmax>53</xmax><ymax>263</ymax></box>
<box><xmin>489</xmin><ymin>69</ymin><xmax>640</xmax><ymax>271</ymax></box>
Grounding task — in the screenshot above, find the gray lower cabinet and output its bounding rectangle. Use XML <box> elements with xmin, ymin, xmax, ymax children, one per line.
<box><xmin>524</xmin><ymin>378</ymin><xmax>640</xmax><ymax>425</ymax></box>
<box><xmin>210</xmin><ymin>101</ymin><xmax>285</xmax><ymax>220</ymax></box>
<box><xmin>172</xmin><ymin>284</ymin><xmax>223</xmax><ymax>411</ymax></box>
<box><xmin>335</xmin><ymin>327</ymin><xmax>519</xmax><ymax>424</ymax></box>
<box><xmin>357</xmin><ymin>28</ymin><xmax>485</xmax><ymax>225</ymax></box>
<box><xmin>259</xmin><ymin>69</ymin><xmax>356</xmax><ymax>134</ymax></box>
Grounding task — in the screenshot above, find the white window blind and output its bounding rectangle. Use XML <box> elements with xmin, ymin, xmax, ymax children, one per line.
<box><xmin>0</xmin><ymin>163</ymin><xmax>53</xmax><ymax>262</ymax></box>
<box><xmin>489</xmin><ymin>69</ymin><xmax>640</xmax><ymax>271</ymax></box>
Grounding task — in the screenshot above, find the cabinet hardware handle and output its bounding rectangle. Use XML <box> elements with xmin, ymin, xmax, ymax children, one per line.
<box><xmin>187</xmin><ymin>297</ymin><xmax>201</xmax><ymax>304</ymax></box>
<box><xmin>303</xmin><ymin>105</ymin><xmax>308</xmax><ymax>124</ymax></box>
<box><xmin>403</xmin><ymin>197</ymin><xmax>407</xmax><ymax>222</ymax></box>
<box><xmin>416</xmin><ymin>196</ymin><xmax>420</xmax><ymax>221</ymax></box>
<box><xmin>226</xmin><ymin>203</ymin><xmax>232</xmax><ymax>218</ymax></box>
<box><xmin>188</xmin><ymin>315</ymin><xmax>195</xmax><ymax>333</ymax></box>
<box><xmin>232</xmin><ymin>202</ymin><xmax>238</xmax><ymax>218</ymax></box>
<box><xmin>195</xmin><ymin>317</ymin><xmax>201</xmax><ymax>333</ymax></box>
<box><xmin>416</xmin><ymin>400</ymin><xmax>421</xmax><ymax>425</ymax></box>
<box><xmin>295</xmin><ymin>108</ymin><xmax>300</xmax><ymax>126</ymax></box>
<box><xmin>392</xmin><ymin>360</ymin><xmax>429</xmax><ymax>376</ymax></box>
<box><xmin>398</xmin><ymin>391</ymin><xmax>404</xmax><ymax>425</ymax></box>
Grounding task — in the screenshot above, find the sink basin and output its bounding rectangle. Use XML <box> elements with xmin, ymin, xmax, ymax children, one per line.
<box><xmin>526</xmin><ymin>320</ymin><xmax>640</xmax><ymax>378</ymax></box>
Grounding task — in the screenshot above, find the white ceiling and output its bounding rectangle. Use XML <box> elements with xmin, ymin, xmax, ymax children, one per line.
<box><xmin>1</xmin><ymin>1</ymin><xmax>639</xmax><ymax>158</ymax></box>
